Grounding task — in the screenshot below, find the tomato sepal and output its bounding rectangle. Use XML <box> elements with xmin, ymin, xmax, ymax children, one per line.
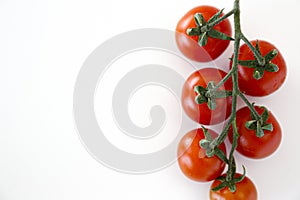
<box><xmin>262</xmin><ymin>123</ymin><xmax>274</xmax><ymax>131</ymax></box>
<box><xmin>232</xmin><ymin>165</ymin><xmax>246</xmax><ymax>183</ymax></box>
<box><xmin>199</xmin><ymin>32</ymin><xmax>208</xmax><ymax>46</ymax></box>
<box><xmin>253</xmin><ymin>68</ymin><xmax>264</xmax><ymax>80</ymax></box>
<box><xmin>245</xmin><ymin>106</ymin><xmax>274</xmax><ymax>138</ymax></box>
<box><xmin>264</xmin><ymin>49</ymin><xmax>278</xmax><ymax>63</ymax></box>
<box><xmin>207</xmin><ymin>8</ymin><xmax>224</xmax><ymax>23</ymax></box>
<box><xmin>237</xmin><ymin>41</ymin><xmax>280</xmax><ymax>80</ymax></box>
<box><xmin>207</xmin><ymin>29</ymin><xmax>234</xmax><ymax>41</ymax></box>
<box><xmin>211</xmin><ymin>181</ymin><xmax>227</xmax><ymax>192</ymax></box>
<box><xmin>194</xmin><ymin>85</ymin><xmax>208</xmax><ymax>104</ymax></box>
<box><xmin>207</xmin><ymin>97</ymin><xmax>217</xmax><ymax>110</ymax></box>
<box><xmin>195</xmin><ymin>13</ymin><xmax>206</xmax><ymax>27</ymax></box>
<box><xmin>265</xmin><ymin>63</ymin><xmax>279</xmax><ymax>73</ymax></box>
<box><xmin>199</xmin><ymin>126</ymin><xmax>215</xmax><ymax>157</ymax></box>
<box><xmin>194</xmin><ymin>81</ymin><xmax>232</xmax><ymax>111</ymax></box>
<box><xmin>211</xmin><ymin>166</ymin><xmax>246</xmax><ymax>192</ymax></box>
<box><xmin>186</xmin><ymin>9</ymin><xmax>233</xmax><ymax>47</ymax></box>
<box><xmin>186</xmin><ymin>27</ymin><xmax>201</xmax><ymax>36</ymax></box>
<box><xmin>199</xmin><ymin>126</ymin><xmax>229</xmax><ymax>164</ymax></box>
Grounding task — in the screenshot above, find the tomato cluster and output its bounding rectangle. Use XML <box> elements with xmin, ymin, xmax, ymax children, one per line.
<box><xmin>175</xmin><ymin>5</ymin><xmax>286</xmax><ymax>200</ymax></box>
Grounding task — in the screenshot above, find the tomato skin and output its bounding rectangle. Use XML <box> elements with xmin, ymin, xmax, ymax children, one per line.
<box><xmin>230</xmin><ymin>40</ymin><xmax>287</xmax><ymax>96</ymax></box>
<box><xmin>177</xmin><ymin>128</ymin><xmax>226</xmax><ymax>182</ymax></box>
<box><xmin>228</xmin><ymin>106</ymin><xmax>282</xmax><ymax>159</ymax></box>
<box><xmin>176</xmin><ymin>6</ymin><xmax>232</xmax><ymax>62</ymax></box>
<box><xmin>182</xmin><ymin>68</ymin><xmax>232</xmax><ymax>125</ymax></box>
<box><xmin>210</xmin><ymin>173</ymin><xmax>258</xmax><ymax>200</ymax></box>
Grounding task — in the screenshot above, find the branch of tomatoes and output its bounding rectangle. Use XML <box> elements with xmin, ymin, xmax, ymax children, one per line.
<box><xmin>177</xmin><ymin>0</ymin><xmax>286</xmax><ymax>198</ymax></box>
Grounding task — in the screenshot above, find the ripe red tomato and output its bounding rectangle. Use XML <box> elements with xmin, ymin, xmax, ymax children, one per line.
<box><xmin>176</xmin><ymin>6</ymin><xmax>232</xmax><ymax>62</ymax></box>
<box><xmin>230</xmin><ymin>40</ymin><xmax>287</xmax><ymax>96</ymax></box>
<box><xmin>210</xmin><ymin>173</ymin><xmax>258</xmax><ymax>200</ymax></box>
<box><xmin>228</xmin><ymin>106</ymin><xmax>282</xmax><ymax>159</ymax></box>
<box><xmin>177</xmin><ymin>128</ymin><xmax>226</xmax><ymax>182</ymax></box>
<box><xmin>182</xmin><ymin>68</ymin><xmax>232</xmax><ymax>125</ymax></box>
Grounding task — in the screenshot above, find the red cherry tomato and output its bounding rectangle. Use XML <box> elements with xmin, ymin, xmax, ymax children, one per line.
<box><xmin>210</xmin><ymin>173</ymin><xmax>258</xmax><ymax>200</ymax></box>
<box><xmin>228</xmin><ymin>106</ymin><xmax>282</xmax><ymax>159</ymax></box>
<box><xmin>177</xmin><ymin>128</ymin><xmax>226</xmax><ymax>182</ymax></box>
<box><xmin>176</xmin><ymin>6</ymin><xmax>232</xmax><ymax>62</ymax></box>
<box><xmin>230</xmin><ymin>40</ymin><xmax>287</xmax><ymax>96</ymax></box>
<box><xmin>182</xmin><ymin>68</ymin><xmax>232</xmax><ymax>125</ymax></box>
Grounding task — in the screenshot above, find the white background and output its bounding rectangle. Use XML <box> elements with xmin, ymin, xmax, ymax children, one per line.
<box><xmin>1</xmin><ymin>0</ymin><xmax>300</xmax><ymax>199</ymax></box>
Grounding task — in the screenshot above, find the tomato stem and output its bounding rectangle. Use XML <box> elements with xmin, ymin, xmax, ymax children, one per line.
<box><xmin>211</xmin><ymin>69</ymin><xmax>234</xmax><ymax>92</ymax></box>
<box><xmin>241</xmin><ymin>34</ymin><xmax>266</xmax><ymax>66</ymax></box>
<box><xmin>209</xmin><ymin>116</ymin><xmax>233</xmax><ymax>149</ymax></box>
<box><xmin>200</xmin><ymin>8</ymin><xmax>236</xmax><ymax>33</ymax></box>
<box><xmin>223</xmin><ymin>0</ymin><xmax>241</xmax><ymax>188</ymax></box>
<box><xmin>239</xmin><ymin>92</ymin><xmax>262</xmax><ymax>121</ymax></box>
<box><xmin>194</xmin><ymin>0</ymin><xmax>272</xmax><ymax>191</ymax></box>
<box><xmin>208</xmin><ymin>0</ymin><xmax>241</xmax><ymax>158</ymax></box>
<box><xmin>207</xmin><ymin>0</ymin><xmax>258</xmax><ymax>190</ymax></box>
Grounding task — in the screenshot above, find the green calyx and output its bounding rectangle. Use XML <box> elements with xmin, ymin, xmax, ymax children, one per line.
<box><xmin>199</xmin><ymin>126</ymin><xmax>229</xmax><ymax>164</ymax></box>
<box><xmin>194</xmin><ymin>81</ymin><xmax>232</xmax><ymax>110</ymax></box>
<box><xmin>245</xmin><ymin>106</ymin><xmax>273</xmax><ymax>138</ymax></box>
<box><xmin>238</xmin><ymin>41</ymin><xmax>279</xmax><ymax>80</ymax></box>
<box><xmin>212</xmin><ymin>165</ymin><xmax>246</xmax><ymax>192</ymax></box>
<box><xmin>186</xmin><ymin>9</ymin><xmax>234</xmax><ymax>47</ymax></box>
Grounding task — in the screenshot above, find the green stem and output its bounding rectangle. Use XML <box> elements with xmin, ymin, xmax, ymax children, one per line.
<box><xmin>231</xmin><ymin>0</ymin><xmax>241</xmax><ymax>113</ymax></box>
<box><xmin>208</xmin><ymin>1</ymin><xmax>241</xmax><ymax>153</ymax></box>
<box><xmin>230</xmin><ymin>119</ymin><xmax>239</xmax><ymax>158</ymax></box>
<box><xmin>223</xmin><ymin>0</ymin><xmax>241</xmax><ymax>184</ymax></box>
<box><xmin>209</xmin><ymin>116</ymin><xmax>234</xmax><ymax>149</ymax></box>
<box><xmin>239</xmin><ymin>92</ymin><xmax>261</xmax><ymax>121</ymax></box>
<box><xmin>201</xmin><ymin>9</ymin><xmax>236</xmax><ymax>32</ymax></box>
<box><xmin>195</xmin><ymin>0</ymin><xmax>268</xmax><ymax>189</ymax></box>
<box><xmin>240</xmin><ymin>34</ymin><xmax>265</xmax><ymax>66</ymax></box>
<box><xmin>227</xmin><ymin>118</ymin><xmax>239</xmax><ymax>182</ymax></box>
<box><xmin>211</xmin><ymin>69</ymin><xmax>234</xmax><ymax>92</ymax></box>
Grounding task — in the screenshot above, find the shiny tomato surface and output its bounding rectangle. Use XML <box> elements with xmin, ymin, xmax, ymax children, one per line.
<box><xmin>176</xmin><ymin>6</ymin><xmax>232</xmax><ymax>62</ymax></box>
<box><xmin>177</xmin><ymin>128</ymin><xmax>226</xmax><ymax>182</ymax></box>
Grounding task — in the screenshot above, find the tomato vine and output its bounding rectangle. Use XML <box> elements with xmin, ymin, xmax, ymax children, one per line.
<box><xmin>177</xmin><ymin>0</ymin><xmax>286</xmax><ymax>197</ymax></box>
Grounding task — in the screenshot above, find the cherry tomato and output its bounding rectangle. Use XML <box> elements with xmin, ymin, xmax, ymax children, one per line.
<box><xmin>176</xmin><ymin>6</ymin><xmax>232</xmax><ymax>62</ymax></box>
<box><xmin>230</xmin><ymin>40</ymin><xmax>287</xmax><ymax>96</ymax></box>
<box><xmin>210</xmin><ymin>173</ymin><xmax>258</xmax><ymax>200</ymax></box>
<box><xmin>177</xmin><ymin>128</ymin><xmax>226</xmax><ymax>182</ymax></box>
<box><xmin>228</xmin><ymin>106</ymin><xmax>282</xmax><ymax>159</ymax></box>
<box><xmin>182</xmin><ymin>68</ymin><xmax>232</xmax><ymax>125</ymax></box>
